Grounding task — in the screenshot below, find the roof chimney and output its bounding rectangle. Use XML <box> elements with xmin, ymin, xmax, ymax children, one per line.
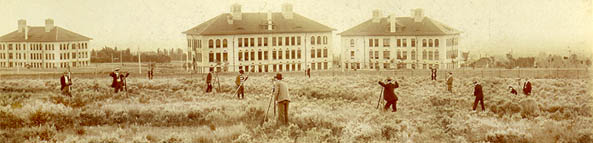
<box><xmin>45</xmin><ymin>19</ymin><xmax>54</xmax><ymax>32</ymax></box>
<box><xmin>24</xmin><ymin>26</ymin><xmax>28</xmax><ymax>40</ymax></box>
<box><xmin>372</xmin><ymin>9</ymin><xmax>382</xmax><ymax>23</ymax></box>
<box><xmin>18</xmin><ymin>19</ymin><xmax>26</xmax><ymax>33</ymax></box>
<box><xmin>231</xmin><ymin>4</ymin><xmax>242</xmax><ymax>20</ymax></box>
<box><xmin>389</xmin><ymin>14</ymin><xmax>396</xmax><ymax>33</ymax></box>
<box><xmin>282</xmin><ymin>3</ymin><xmax>293</xmax><ymax>19</ymax></box>
<box><xmin>411</xmin><ymin>8</ymin><xmax>424</xmax><ymax>22</ymax></box>
<box><xmin>227</xmin><ymin>15</ymin><xmax>234</xmax><ymax>24</ymax></box>
<box><xmin>267</xmin><ymin>10</ymin><xmax>273</xmax><ymax>30</ymax></box>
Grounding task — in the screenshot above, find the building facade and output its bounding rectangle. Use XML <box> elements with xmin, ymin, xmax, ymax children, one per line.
<box><xmin>0</xmin><ymin>19</ymin><xmax>92</xmax><ymax>69</ymax></box>
<box><xmin>183</xmin><ymin>4</ymin><xmax>334</xmax><ymax>73</ymax></box>
<box><xmin>339</xmin><ymin>9</ymin><xmax>462</xmax><ymax>70</ymax></box>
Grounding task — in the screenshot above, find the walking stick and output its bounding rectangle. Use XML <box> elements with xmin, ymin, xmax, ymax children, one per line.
<box><xmin>376</xmin><ymin>87</ymin><xmax>384</xmax><ymax>109</ymax></box>
<box><xmin>262</xmin><ymin>86</ymin><xmax>276</xmax><ymax>125</ymax></box>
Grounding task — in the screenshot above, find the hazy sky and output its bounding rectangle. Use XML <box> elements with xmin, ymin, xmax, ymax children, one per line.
<box><xmin>0</xmin><ymin>0</ymin><xmax>591</xmax><ymax>57</ymax></box>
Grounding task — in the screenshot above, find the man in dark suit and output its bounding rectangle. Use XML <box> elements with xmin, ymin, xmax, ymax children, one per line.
<box><xmin>60</xmin><ymin>71</ymin><xmax>72</xmax><ymax>97</ymax></box>
<box><xmin>147</xmin><ymin>67</ymin><xmax>154</xmax><ymax>80</ymax></box>
<box><xmin>305</xmin><ymin>67</ymin><xmax>311</xmax><ymax>78</ymax></box>
<box><xmin>472</xmin><ymin>81</ymin><xmax>485</xmax><ymax>111</ymax></box>
<box><xmin>235</xmin><ymin>70</ymin><xmax>248</xmax><ymax>99</ymax></box>
<box><xmin>109</xmin><ymin>68</ymin><xmax>126</xmax><ymax>93</ymax></box>
<box><xmin>378</xmin><ymin>77</ymin><xmax>399</xmax><ymax>112</ymax></box>
<box><xmin>206</xmin><ymin>68</ymin><xmax>213</xmax><ymax>93</ymax></box>
<box><xmin>430</xmin><ymin>67</ymin><xmax>438</xmax><ymax>80</ymax></box>
<box><xmin>523</xmin><ymin>79</ymin><xmax>532</xmax><ymax>96</ymax></box>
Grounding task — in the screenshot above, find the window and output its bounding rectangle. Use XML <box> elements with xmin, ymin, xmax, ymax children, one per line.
<box><xmin>297</xmin><ymin>50</ymin><xmax>301</xmax><ymax>59</ymax></box>
<box><xmin>291</xmin><ymin>37</ymin><xmax>295</xmax><ymax>46</ymax></box>
<box><xmin>250</xmin><ymin>51</ymin><xmax>255</xmax><ymax>60</ymax></box>
<box><xmin>223</xmin><ymin>39</ymin><xmax>228</xmax><ymax>48</ymax></box>
<box><xmin>258</xmin><ymin>51</ymin><xmax>262</xmax><ymax>60</ymax></box>
<box><xmin>402</xmin><ymin>51</ymin><xmax>407</xmax><ymax>60</ymax></box>
<box><xmin>264</xmin><ymin>51</ymin><xmax>268</xmax><ymax>60</ymax></box>
<box><xmin>397</xmin><ymin>50</ymin><xmax>401</xmax><ymax>59</ymax></box>
<box><xmin>272</xmin><ymin>51</ymin><xmax>277</xmax><ymax>60</ymax></box>
<box><xmin>311</xmin><ymin>49</ymin><xmax>315</xmax><ymax>58</ymax></box>
<box><xmin>244</xmin><ymin>38</ymin><xmax>249</xmax><ymax>47</ymax></box>
<box><xmin>384</xmin><ymin>63</ymin><xmax>390</xmax><ymax>69</ymax></box>
<box><xmin>291</xmin><ymin>50</ymin><xmax>295</xmax><ymax>59</ymax></box>
<box><xmin>209</xmin><ymin>40</ymin><xmax>214</xmax><ymax>48</ymax></box>
<box><xmin>317</xmin><ymin>49</ymin><xmax>322</xmax><ymax>58</ymax></box>
<box><xmin>264</xmin><ymin>37</ymin><xmax>268</xmax><ymax>46</ymax></box>
<box><xmin>423</xmin><ymin>50</ymin><xmax>427</xmax><ymax>60</ymax></box>
<box><xmin>422</xmin><ymin>39</ymin><xmax>427</xmax><ymax>47</ymax></box>
<box><xmin>272</xmin><ymin>37</ymin><xmax>277</xmax><ymax>46</ymax></box>
<box><xmin>258</xmin><ymin>38</ymin><xmax>262</xmax><ymax>47</ymax></box>
<box><xmin>311</xmin><ymin>36</ymin><xmax>315</xmax><ymax>45</ymax></box>
<box><xmin>278</xmin><ymin>50</ymin><xmax>283</xmax><ymax>59</ymax></box>
<box><xmin>369</xmin><ymin>51</ymin><xmax>373</xmax><ymax>60</ymax></box>
<box><xmin>412</xmin><ymin>38</ymin><xmax>416</xmax><ymax>47</ymax></box>
<box><xmin>429</xmin><ymin>51</ymin><xmax>433</xmax><ymax>60</ymax></box>
<box><xmin>286</xmin><ymin>50</ymin><xmax>290</xmax><ymax>59</ymax></box>
<box><xmin>298</xmin><ymin>64</ymin><xmax>301</xmax><ymax>71</ymax></box>
<box><xmin>323</xmin><ymin>49</ymin><xmax>328</xmax><ymax>58</ymax></box>
<box><xmin>279</xmin><ymin>64</ymin><xmax>283</xmax><ymax>71</ymax></box>
<box><xmin>278</xmin><ymin>37</ymin><xmax>283</xmax><ymax>46</ymax></box>
<box><xmin>312</xmin><ymin>63</ymin><xmax>316</xmax><ymax>70</ymax></box>
<box><xmin>374</xmin><ymin>39</ymin><xmax>379</xmax><ymax>47</ymax></box>
<box><xmin>324</xmin><ymin>62</ymin><xmax>328</xmax><ymax>69</ymax></box>
<box><xmin>429</xmin><ymin>39</ymin><xmax>433</xmax><ymax>47</ymax></box>
<box><xmin>411</xmin><ymin>50</ymin><xmax>416</xmax><ymax>60</ymax></box>
<box><xmin>244</xmin><ymin>52</ymin><xmax>249</xmax><ymax>61</ymax></box>
<box><xmin>369</xmin><ymin>39</ymin><xmax>373</xmax><ymax>47</ymax></box>
<box><xmin>317</xmin><ymin>36</ymin><xmax>321</xmax><ymax>45</ymax></box>
<box><xmin>350</xmin><ymin>39</ymin><xmax>355</xmax><ymax>47</ymax></box>
<box><xmin>216</xmin><ymin>39</ymin><xmax>221</xmax><ymax>48</ymax></box>
<box><xmin>273</xmin><ymin>64</ymin><xmax>277</xmax><ymax>72</ymax></box>
<box><xmin>285</xmin><ymin>37</ymin><xmax>290</xmax><ymax>46</ymax></box>
<box><xmin>435</xmin><ymin>39</ymin><xmax>439</xmax><ymax>47</ymax></box>
<box><xmin>383</xmin><ymin>51</ymin><xmax>390</xmax><ymax>59</ymax></box>
<box><xmin>250</xmin><ymin>38</ymin><xmax>255</xmax><ymax>47</ymax></box>
<box><xmin>351</xmin><ymin>51</ymin><xmax>355</xmax><ymax>59</ymax></box>
<box><xmin>403</xmin><ymin>39</ymin><xmax>407</xmax><ymax>47</ymax></box>
<box><xmin>397</xmin><ymin>39</ymin><xmax>401</xmax><ymax>47</ymax></box>
<box><xmin>209</xmin><ymin>53</ymin><xmax>214</xmax><ymax>62</ymax></box>
<box><xmin>216</xmin><ymin>53</ymin><xmax>221</xmax><ymax>62</ymax></box>
<box><xmin>297</xmin><ymin>36</ymin><xmax>301</xmax><ymax>45</ymax></box>
<box><xmin>383</xmin><ymin>39</ymin><xmax>390</xmax><ymax>47</ymax></box>
<box><xmin>375</xmin><ymin>51</ymin><xmax>379</xmax><ymax>59</ymax></box>
<box><xmin>435</xmin><ymin>51</ymin><xmax>439</xmax><ymax>60</ymax></box>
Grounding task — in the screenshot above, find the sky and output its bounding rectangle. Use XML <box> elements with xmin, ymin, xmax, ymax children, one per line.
<box><xmin>0</xmin><ymin>0</ymin><xmax>591</xmax><ymax>57</ymax></box>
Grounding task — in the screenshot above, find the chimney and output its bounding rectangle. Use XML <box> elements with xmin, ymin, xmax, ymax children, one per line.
<box><xmin>18</xmin><ymin>19</ymin><xmax>26</xmax><ymax>33</ymax></box>
<box><xmin>282</xmin><ymin>3</ymin><xmax>293</xmax><ymax>19</ymax></box>
<box><xmin>411</xmin><ymin>8</ymin><xmax>424</xmax><ymax>22</ymax></box>
<box><xmin>24</xmin><ymin>26</ymin><xmax>28</xmax><ymax>40</ymax></box>
<box><xmin>231</xmin><ymin>4</ymin><xmax>242</xmax><ymax>20</ymax></box>
<box><xmin>389</xmin><ymin>14</ymin><xmax>396</xmax><ymax>33</ymax></box>
<box><xmin>45</xmin><ymin>19</ymin><xmax>54</xmax><ymax>32</ymax></box>
<box><xmin>227</xmin><ymin>15</ymin><xmax>234</xmax><ymax>24</ymax></box>
<box><xmin>267</xmin><ymin>10</ymin><xmax>273</xmax><ymax>30</ymax></box>
<box><xmin>372</xmin><ymin>9</ymin><xmax>382</xmax><ymax>23</ymax></box>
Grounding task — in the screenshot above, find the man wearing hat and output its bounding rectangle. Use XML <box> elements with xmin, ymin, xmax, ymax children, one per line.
<box><xmin>205</xmin><ymin>68</ymin><xmax>213</xmax><ymax>93</ymax></box>
<box><xmin>60</xmin><ymin>71</ymin><xmax>73</xmax><ymax>97</ymax></box>
<box><xmin>378</xmin><ymin>77</ymin><xmax>399</xmax><ymax>112</ymax></box>
<box><xmin>305</xmin><ymin>66</ymin><xmax>311</xmax><ymax>78</ymax></box>
<box><xmin>273</xmin><ymin>73</ymin><xmax>291</xmax><ymax>125</ymax></box>
<box><xmin>235</xmin><ymin>69</ymin><xmax>248</xmax><ymax>99</ymax></box>
<box><xmin>446</xmin><ymin>72</ymin><xmax>454</xmax><ymax>93</ymax></box>
<box><xmin>109</xmin><ymin>68</ymin><xmax>124</xmax><ymax>93</ymax></box>
<box><xmin>430</xmin><ymin>67</ymin><xmax>438</xmax><ymax>81</ymax></box>
<box><xmin>472</xmin><ymin>81</ymin><xmax>485</xmax><ymax>111</ymax></box>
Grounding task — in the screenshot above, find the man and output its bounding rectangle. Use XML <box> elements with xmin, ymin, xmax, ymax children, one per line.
<box><xmin>273</xmin><ymin>73</ymin><xmax>291</xmax><ymax>125</ymax></box>
<box><xmin>378</xmin><ymin>77</ymin><xmax>399</xmax><ymax>112</ymax></box>
<box><xmin>523</xmin><ymin>79</ymin><xmax>532</xmax><ymax>96</ymax></box>
<box><xmin>206</xmin><ymin>68</ymin><xmax>213</xmax><ymax>93</ymax></box>
<box><xmin>472</xmin><ymin>81</ymin><xmax>485</xmax><ymax>112</ymax></box>
<box><xmin>235</xmin><ymin>70</ymin><xmax>248</xmax><ymax>99</ymax></box>
<box><xmin>110</xmin><ymin>68</ymin><xmax>123</xmax><ymax>93</ymax></box>
<box><xmin>305</xmin><ymin>67</ymin><xmax>311</xmax><ymax>78</ymax></box>
<box><xmin>120</xmin><ymin>71</ymin><xmax>130</xmax><ymax>92</ymax></box>
<box><xmin>430</xmin><ymin>67</ymin><xmax>437</xmax><ymax>80</ymax></box>
<box><xmin>147</xmin><ymin>67</ymin><xmax>154</xmax><ymax>80</ymax></box>
<box><xmin>509</xmin><ymin>86</ymin><xmax>518</xmax><ymax>95</ymax></box>
<box><xmin>60</xmin><ymin>71</ymin><xmax>72</xmax><ymax>97</ymax></box>
<box><xmin>446</xmin><ymin>72</ymin><xmax>454</xmax><ymax>93</ymax></box>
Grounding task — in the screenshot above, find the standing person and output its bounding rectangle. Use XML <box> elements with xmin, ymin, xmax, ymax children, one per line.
<box><xmin>60</xmin><ymin>71</ymin><xmax>72</xmax><ymax>97</ymax></box>
<box><xmin>509</xmin><ymin>86</ymin><xmax>518</xmax><ymax>95</ymax></box>
<box><xmin>206</xmin><ymin>69</ymin><xmax>213</xmax><ymax>93</ymax></box>
<box><xmin>378</xmin><ymin>77</ymin><xmax>399</xmax><ymax>112</ymax></box>
<box><xmin>430</xmin><ymin>67</ymin><xmax>438</xmax><ymax>80</ymax></box>
<box><xmin>235</xmin><ymin>70</ymin><xmax>248</xmax><ymax>99</ymax></box>
<box><xmin>147</xmin><ymin>67</ymin><xmax>154</xmax><ymax>80</ymax></box>
<box><xmin>109</xmin><ymin>68</ymin><xmax>123</xmax><ymax>93</ymax></box>
<box><xmin>305</xmin><ymin>67</ymin><xmax>311</xmax><ymax>78</ymax></box>
<box><xmin>446</xmin><ymin>72</ymin><xmax>454</xmax><ymax>93</ymax></box>
<box><xmin>120</xmin><ymin>71</ymin><xmax>130</xmax><ymax>92</ymax></box>
<box><xmin>472</xmin><ymin>81</ymin><xmax>485</xmax><ymax>112</ymax></box>
<box><xmin>273</xmin><ymin>73</ymin><xmax>291</xmax><ymax>125</ymax></box>
<box><xmin>523</xmin><ymin>79</ymin><xmax>532</xmax><ymax>96</ymax></box>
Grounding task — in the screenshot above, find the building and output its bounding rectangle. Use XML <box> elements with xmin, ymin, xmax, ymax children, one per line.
<box><xmin>0</xmin><ymin>19</ymin><xmax>92</xmax><ymax>69</ymax></box>
<box><xmin>339</xmin><ymin>9</ymin><xmax>462</xmax><ymax>70</ymax></box>
<box><xmin>183</xmin><ymin>3</ymin><xmax>335</xmax><ymax>73</ymax></box>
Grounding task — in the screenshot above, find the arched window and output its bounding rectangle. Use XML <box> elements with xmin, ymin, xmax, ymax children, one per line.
<box><xmin>216</xmin><ymin>39</ymin><xmax>221</xmax><ymax>48</ymax></box>
<box><xmin>323</xmin><ymin>36</ymin><xmax>328</xmax><ymax>44</ymax></box>
<box><xmin>317</xmin><ymin>36</ymin><xmax>321</xmax><ymax>44</ymax></box>
<box><xmin>435</xmin><ymin>39</ymin><xmax>439</xmax><ymax>47</ymax></box>
<box><xmin>311</xmin><ymin>36</ymin><xmax>315</xmax><ymax>45</ymax></box>
<box><xmin>223</xmin><ymin>39</ymin><xmax>228</xmax><ymax>48</ymax></box>
<box><xmin>209</xmin><ymin>40</ymin><xmax>214</xmax><ymax>48</ymax></box>
<box><xmin>422</xmin><ymin>39</ymin><xmax>427</xmax><ymax>47</ymax></box>
<box><xmin>429</xmin><ymin>39</ymin><xmax>433</xmax><ymax>47</ymax></box>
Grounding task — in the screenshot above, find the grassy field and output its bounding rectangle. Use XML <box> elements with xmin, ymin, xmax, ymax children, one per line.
<box><xmin>0</xmin><ymin>71</ymin><xmax>591</xmax><ymax>142</ymax></box>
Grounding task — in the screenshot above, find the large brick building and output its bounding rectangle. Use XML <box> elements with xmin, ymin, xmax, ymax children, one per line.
<box><xmin>0</xmin><ymin>19</ymin><xmax>92</xmax><ymax>69</ymax></box>
<box><xmin>339</xmin><ymin>9</ymin><xmax>462</xmax><ymax>70</ymax></box>
<box><xmin>183</xmin><ymin>3</ymin><xmax>335</xmax><ymax>73</ymax></box>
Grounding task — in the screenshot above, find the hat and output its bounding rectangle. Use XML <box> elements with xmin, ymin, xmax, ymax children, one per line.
<box><xmin>386</xmin><ymin>77</ymin><xmax>393</xmax><ymax>81</ymax></box>
<box><xmin>114</xmin><ymin>68</ymin><xmax>120</xmax><ymax>71</ymax></box>
<box><xmin>63</xmin><ymin>71</ymin><xmax>69</xmax><ymax>74</ymax></box>
<box><xmin>275</xmin><ymin>73</ymin><xmax>283</xmax><ymax>80</ymax></box>
<box><xmin>473</xmin><ymin>81</ymin><xmax>478</xmax><ymax>84</ymax></box>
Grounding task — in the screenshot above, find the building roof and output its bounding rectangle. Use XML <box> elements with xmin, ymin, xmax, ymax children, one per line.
<box><xmin>339</xmin><ymin>17</ymin><xmax>461</xmax><ymax>36</ymax></box>
<box><xmin>0</xmin><ymin>26</ymin><xmax>92</xmax><ymax>42</ymax></box>
<box><xmin>183</xmin><ymin>13</ymin><xmax>335</xmax><ymax>35</ymax></box>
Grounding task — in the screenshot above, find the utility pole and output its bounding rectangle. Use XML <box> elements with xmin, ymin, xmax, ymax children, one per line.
<box><xmin>138</xmin><ymin>46</ymin><xmax>141</xmax><ymax>74</ymax></box>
